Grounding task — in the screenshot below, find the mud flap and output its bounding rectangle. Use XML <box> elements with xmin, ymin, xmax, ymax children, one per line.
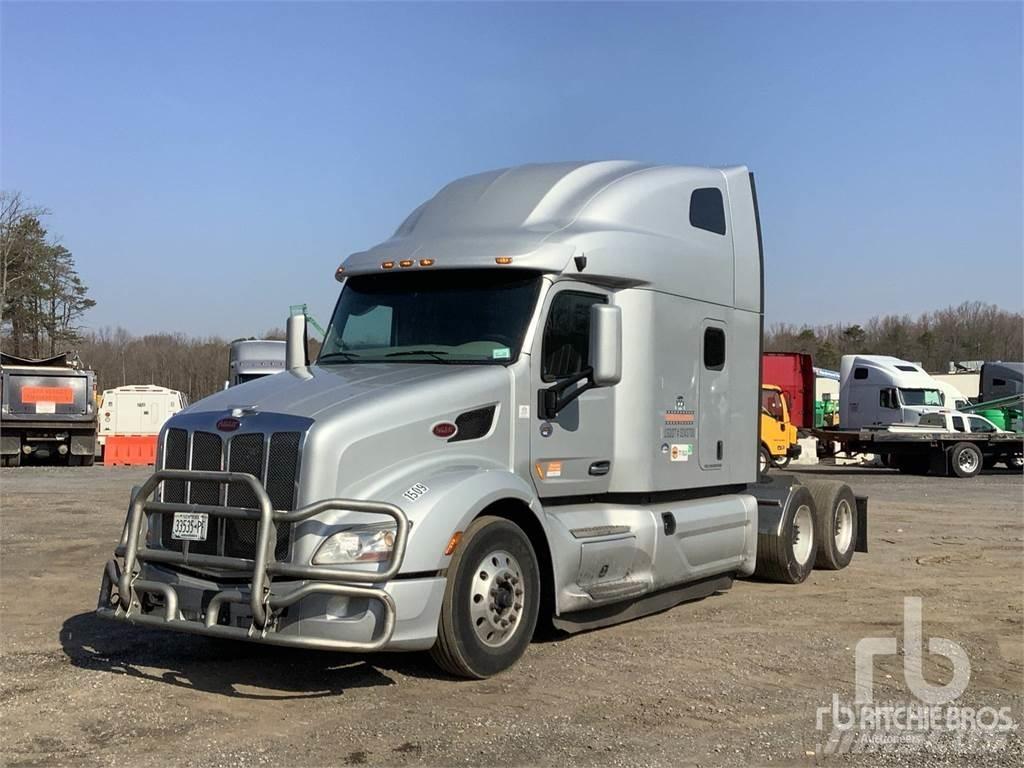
<box><xmin>70</xmin><ymin>434</ymin><xmax>96</xmax><ymax>456</ymax></box>
<box><xmin>855</xmin><ymin>495</ymin><xmax>869</xmax><ymax>553</ymax></box>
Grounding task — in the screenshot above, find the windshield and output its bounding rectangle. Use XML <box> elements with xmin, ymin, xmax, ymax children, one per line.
<box><xmin>898</xmin><ymin>388</ymin><xmax>943</xmax><ymax>407</ymax></box>
<box><xmin>318</xmin><ymin>269</ymin><xmax>542</xmax><ymax>365</ymax></box>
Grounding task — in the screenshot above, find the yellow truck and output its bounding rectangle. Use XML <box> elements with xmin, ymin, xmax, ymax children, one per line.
<box><xmin>760</xmin><ymin>384</ymin><xmax>801</xmax><ymax>473</ymax></box>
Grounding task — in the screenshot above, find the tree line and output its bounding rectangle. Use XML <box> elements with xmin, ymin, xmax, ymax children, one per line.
<box><xmin>765</xmin><ymin>301</ymin><xmax>1022</xmax><ymax>372</ymax></box>
<box><xmin>76</xmin><ymin>327</ymin><xmax>317</xmax><ymax>403</ymax></box>
<box><xmin>3</xmin><ymin>191</ymin><xmax>1019</xmax><ymax>403</ymax></box>
<box><xmin>1</xmin><ymin>192</ymin><xmax>95</xmax><ymax>358</ymax></box>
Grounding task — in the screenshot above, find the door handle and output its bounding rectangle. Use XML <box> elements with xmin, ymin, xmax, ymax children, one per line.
<box><xmin>716</xmin><ymin>440</ymin><xmax>724</xmax><ymax>461</ymax></box>
<box><xmin>588</xmin><ymin>460</ymin><xmax>610</xmax><ymax>476</ymax></box>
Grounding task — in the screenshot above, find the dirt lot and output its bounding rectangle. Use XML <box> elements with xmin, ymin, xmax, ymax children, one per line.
<box><xmin>1</xmin><ymin>464</ymin><xmax>1021</xmax><ymax>767</ymax></box>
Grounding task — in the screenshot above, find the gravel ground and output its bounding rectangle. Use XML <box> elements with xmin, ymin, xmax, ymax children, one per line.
<box><xmin>1</xmin><ymin>463</ymin><xmax>1021</xmax><ymax>767</ymax></box>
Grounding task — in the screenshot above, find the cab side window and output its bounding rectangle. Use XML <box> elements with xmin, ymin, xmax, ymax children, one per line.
<box><xmin>952</xmin><ymin>416</ymin><xmax>965</xmax><ymax>432</ymax></box>
<box><xmin>968</xmin><ymin>416</ymin><xmax>996</xmax><ymax>433</ymax></box>
<box><xmin>542</xmin><ymin>291</ymin><xmax>605</xmax><ymax>381</ymax></box>
<box><xmin>879</xmin><ymin>388</ymin><xmax>898</xmax><ymax>409</ymax></box>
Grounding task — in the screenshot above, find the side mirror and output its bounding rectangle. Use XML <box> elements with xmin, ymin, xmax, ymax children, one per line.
<box><xmin>538</xmin><ymin>303</ymin><xmax>622</xmax><ymax>420</ymax></box>
<box><xmin>589</xmin><ymin>304</ymin><xmax>622</xmax><ymax>387</ymax></box>
<box><xmin>286</xmin><ymin>313</ymin><xmax>308</xmax><ymax>371</ymax></box>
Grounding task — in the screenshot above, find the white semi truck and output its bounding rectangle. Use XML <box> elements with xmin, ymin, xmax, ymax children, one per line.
<box><xmin>839</xmin><ymin>355</ymin><xmax>947</xmax><ymax>428</ymax></box>
<box><xmin>98</xmin><ymin>162</ymin><xmax>868</xmax><ymax>677</ymax></box>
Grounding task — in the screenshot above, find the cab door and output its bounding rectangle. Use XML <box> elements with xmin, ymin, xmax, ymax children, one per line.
<box><xmin>530</xmin><ymin>284</ymin><xmax>614</xmax><ymax>497</ymax></box>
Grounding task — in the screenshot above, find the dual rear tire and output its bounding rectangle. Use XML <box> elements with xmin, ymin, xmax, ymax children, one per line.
<box><xmin>755</xmin><ymin>479</ymin><xmax>858</xmax><ymax>583</ymax></box>
<box><xmin>755</xmin><ymin>485</ymin><xmax>818</xmax><ymax>584</ymax></box>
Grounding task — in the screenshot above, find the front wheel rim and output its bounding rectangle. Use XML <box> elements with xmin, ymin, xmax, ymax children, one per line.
<box><xmin>792</xmin><ymin>504</ymin><xmax>814</xmax><ymax>566</ymax></box>
<box><xmin>834</xmin><ymin>499</ymin><xmax>853</xmax><ymax>554</ymax></box>
<box><xmin>468</xmin><ymin>549</ymin><xmax>525</xmax><ymax>648</ymax></box>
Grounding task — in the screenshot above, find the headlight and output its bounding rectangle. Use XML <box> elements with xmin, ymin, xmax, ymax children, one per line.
<box><xmin>313</xmin><ymin>524</ymin><xmax>396</xmax><ymax>565</ymax></box>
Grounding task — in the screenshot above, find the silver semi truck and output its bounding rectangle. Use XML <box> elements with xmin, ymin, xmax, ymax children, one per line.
<box><xmin>227</xmin><ymin>339</ymin><xmax>287</xmax><ymax>387</ymax></box>
<box><xmin>98</xmin><ymin>162</ymin><xmax>867</xmax><ymax>677</ymax></box>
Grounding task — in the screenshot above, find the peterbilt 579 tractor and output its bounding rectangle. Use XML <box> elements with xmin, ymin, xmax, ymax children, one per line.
<box><xmin>99</xmin><ymin>162</ymin><xmax>867</xmax><ymax>677</ymax></box>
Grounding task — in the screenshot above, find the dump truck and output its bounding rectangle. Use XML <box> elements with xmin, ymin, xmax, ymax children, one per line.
<box><xmin>0</xmin><ymin>352</ymin><xmax>98</xmax><ymax>466</ymax></box>
<box><xmin>98</xmin><ymin>162</ymin><xmax>868</xmax><ymax>677</ymax></box>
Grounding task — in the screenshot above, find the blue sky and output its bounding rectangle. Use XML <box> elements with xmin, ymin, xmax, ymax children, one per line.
<box><xmin>2</xmin><ymin>1</ymin><xmax>1021</xmax><ymax>337</ymax></box>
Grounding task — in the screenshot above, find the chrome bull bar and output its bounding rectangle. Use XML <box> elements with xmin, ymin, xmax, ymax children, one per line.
<box><xmin>98</xmin><ymin>468</ymin><xmax>409</xmax><ymax>651</ymax></box>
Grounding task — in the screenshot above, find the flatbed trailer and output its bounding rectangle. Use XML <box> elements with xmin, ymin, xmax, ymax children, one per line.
<box><xmin>811</xmin><ymin>426</ymin><xmax>1023</xmax><ymax>477</ymax></box>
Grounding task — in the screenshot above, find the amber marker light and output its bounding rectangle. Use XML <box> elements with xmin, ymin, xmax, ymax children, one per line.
<box><xmin>495</xmin><ymin>256</ymin><xmax>513</xmax><ymax>265</ymax></box>
<box><xmin>381</xmin><ymin>261</ymin><xmax>395</xmax><ymax>269</ymax></box>
<box><xmin>419</xmin><ymin>259</ymin><xmax>435</xmax><ymax>267</ymax></box>
<box><xmin>444</xmin><ymin>531</ymin><xmax>463</xmax><ymax>556</ymax></box>
<box><xmin>399</xmin><ymin>259</ymin><xmax>414</xmax><ymax>268</ymax></box>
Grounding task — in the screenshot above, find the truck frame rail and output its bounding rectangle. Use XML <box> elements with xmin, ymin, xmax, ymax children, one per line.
<box><xmin>97</xmin><ymin>468</ymin><xmax>410</xmax><ymax>651</ymax></box>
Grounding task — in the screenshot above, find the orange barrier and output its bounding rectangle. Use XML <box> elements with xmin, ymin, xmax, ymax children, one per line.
<box><xmin>103</xmin><ymin>435</ymin><xmax>158</xmax><ymax>466</ymax></box>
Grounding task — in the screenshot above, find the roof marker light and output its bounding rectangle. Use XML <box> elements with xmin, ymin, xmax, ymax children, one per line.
<box><xmin>335</xmin><ymin>265</ymin><xmax>345</xmax><ymax>281</ymax></box>
<box><xmin>495</xmin><ymin>256</ymin><xmax>513</xmax><ymax>265</ymax></box>
<box><xmin>381</xmin><ymin>261</ymin><xmax>395</xmax><ymax>269</ymax></box>
<box><xmin>419</xmin><ymin>259</ymin><xmax>435</xmax><ymax>267</ymax></box>
<box><xmin>399</xmin><ymin>259</ymin><xmax>414</xmax><ymax>268</ymax></box>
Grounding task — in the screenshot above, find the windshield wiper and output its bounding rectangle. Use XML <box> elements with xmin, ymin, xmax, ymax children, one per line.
<box><xmin>385</xmin><ymin>350</ymin><xmax>451</xmax><ymax>363</ymax></box>
<box><xmin>318</xmin><ymin>351</ymin><xmax>362</xmax><ymax>363</ymax></box>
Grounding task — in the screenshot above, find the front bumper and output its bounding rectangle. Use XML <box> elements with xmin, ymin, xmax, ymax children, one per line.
<box><xmin>786</xmin><ymin>444</ymin><xmax>802</xmax><ymax>460</ymax></box>
<box><xmin>97</xmin><ymin>468</ymin><xmax>424</xmax><ymax>652</ymax></box>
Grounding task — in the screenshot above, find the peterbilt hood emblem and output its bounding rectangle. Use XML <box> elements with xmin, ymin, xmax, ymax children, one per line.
<box><xmin>216</xmin><ymin>417</ymin><xmax>241</xmax><ymax>432</ymax></box>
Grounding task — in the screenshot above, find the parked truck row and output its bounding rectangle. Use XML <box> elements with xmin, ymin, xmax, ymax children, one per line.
<box><xmin>97</xmin><ymin>161</ymin><xmax>869</xmax><ymax>677</ymax></box>
<box><xmin>758</xmin><ymin>352</ymin><xmax>1023</xmax><ymax>478</ymax></box>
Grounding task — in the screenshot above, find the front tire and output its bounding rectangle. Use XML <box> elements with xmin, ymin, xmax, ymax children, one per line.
<box><xmin>772</xmin><ymin>455</ymin><xmax>792</xmax><ymax>469</ymax></box>
<box><xmin>758</xmin><ymin>446</ymin><xmax>772</xmax><ymax>476</ymax></box>
<box><xmin>431</xmin><ymin>516</ymin><xmax>540</xmax><ymax>678</ymax></box>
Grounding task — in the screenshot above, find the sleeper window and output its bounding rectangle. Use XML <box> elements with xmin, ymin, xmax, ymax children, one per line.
<box><xmin>704</xmin><ymin>327</ymin><xmax>726</xmax><ymax>371</ymax></box>
<box><xmin>541</xmin><ymin>292</ymin><xmax>605</xmax><ymax>382</ymax></box>
<box><xmin>689</xmin><ymin>188</ymin><xmax>727</xmax><ymax>235</ymax></box>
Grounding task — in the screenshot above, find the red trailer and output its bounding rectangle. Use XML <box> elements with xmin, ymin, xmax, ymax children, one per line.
<box><xmin>762</xmin><ymin>352</ymin><xmax>815</xmax><ymax>429</ymax></box>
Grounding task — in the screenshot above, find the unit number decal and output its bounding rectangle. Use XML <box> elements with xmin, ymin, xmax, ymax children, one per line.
<box><xmin>403</xmin><ymin>483</ymin><xmax>430</xmax><ymax>502</ymax></box>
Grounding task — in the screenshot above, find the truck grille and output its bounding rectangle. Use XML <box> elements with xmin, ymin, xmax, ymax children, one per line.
<box><xmin>159</xmin><ymin>427</ymin><xmax>301</xmax><ymax>561</ymax></box>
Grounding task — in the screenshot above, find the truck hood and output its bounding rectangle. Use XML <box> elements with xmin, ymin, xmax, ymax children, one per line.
<box><xmin>186</xmin><ymin>363</ymin><xmax>508</xmax><ymax>423</ymax></box>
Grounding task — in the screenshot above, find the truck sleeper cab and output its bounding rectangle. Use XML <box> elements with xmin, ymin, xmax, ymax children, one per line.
<box><xmin>98</xmin><ymin>162</ymin><xmax>867</xmax><ymax>677</ymax></box>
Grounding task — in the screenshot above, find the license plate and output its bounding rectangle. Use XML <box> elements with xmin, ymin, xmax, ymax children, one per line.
<box><xmin>171</xmin><ymin>512</ymin><xmax>209</xmax><ymax>541</ymax></box>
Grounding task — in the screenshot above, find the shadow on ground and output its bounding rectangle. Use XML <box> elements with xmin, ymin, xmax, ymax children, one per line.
<box><xmin>59</xmin><ymin>611</ymin><xmax>451</xmax><ymax>698</ymax></box>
